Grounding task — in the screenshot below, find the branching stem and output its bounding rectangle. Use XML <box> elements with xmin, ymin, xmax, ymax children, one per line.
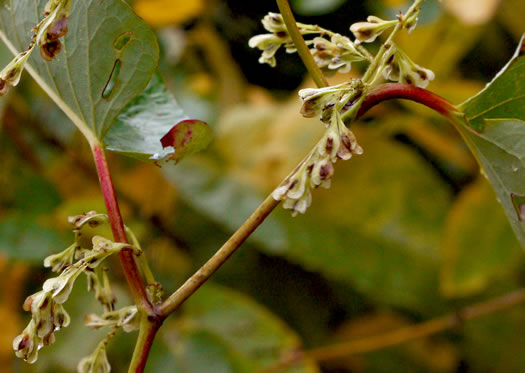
<box><xmin>258</xmin><ymin>288</ymin><xmax>525</xmax><ymax>372</ymax></box>
<box><xmin>92</xmin><ymin>145</ymin><xmax>162</xmax><ymax>373</ymax></box>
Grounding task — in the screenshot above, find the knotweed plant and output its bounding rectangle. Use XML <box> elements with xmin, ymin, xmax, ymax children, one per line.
<box><xmin>4</xmin><ymin>0</ymin><xmax>525</xmax><ymax>371</ymax></box>
<box><xmin>250</xmin><ymin>0</ymin><xmax>433</xmax><ymax>215</ymax></box>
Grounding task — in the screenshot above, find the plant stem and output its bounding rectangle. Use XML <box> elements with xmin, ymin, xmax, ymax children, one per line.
<box><xmin>259</xmin><ymin>288</ymin><xmax>525</xmax><ymax>372</ymax></box>
<box><xmin>128</xmin><ymin>313</ymin><xmax>162</xmax><ymax>373</ymax></box>
<box><xmin>92</xmin><ymin>145</ymin><xmax>153</xmax><ymax>313</ymax></box>
<box><xmin>356</xmin><ymin>83</ymin><xmax>459</xmax><ymax>120</ymax></box>
<box><xmin>93</xmin><ymin>145</ymin><xmax>162</xmax><ymax>373</ymax></box>
<box><xmin>276</xmin><ymin>0</ymin><xmax>328</xmax><ymax>88</ymax></box>
<box><xmin>159</xmin><ymin>194</ymin><xmax>280</xmax><ymax>316</ymax></box>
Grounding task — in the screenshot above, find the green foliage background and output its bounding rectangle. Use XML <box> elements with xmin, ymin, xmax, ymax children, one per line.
<box><xmin>0</xmin><ymin>0</ymin><xmax>524</xmax><ymax>372</ymax></box>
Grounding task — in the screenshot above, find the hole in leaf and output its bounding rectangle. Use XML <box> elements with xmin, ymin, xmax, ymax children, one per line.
<box><xmin>511</xmin><ymin>193</ymin><xmax>525</xmax><ymax>222</ymax></box>
<box><xmin>102</xmin><ymin>59</ymin><xmax>122</xmax><ymax>100</ymax></box>
<box><xmin>113</xmin><ymin>32</ymin><xmax>134</xmax><ymax>51</ymax></box>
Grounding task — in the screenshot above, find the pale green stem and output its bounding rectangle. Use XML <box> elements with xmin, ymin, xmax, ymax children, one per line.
<box><xmin>128</xmin><ymin>311</ymin><xmax>162</xmax><ymax>373</ymax></box>
<box><xmin>276</xmin><ymin>0</ymin><xmax>328</xmax><ymax>88</ymax></box>
<box><xmin>126</xmin><ymin>227</ymin><xmax>156</xmax><ymax>286</ymax></box>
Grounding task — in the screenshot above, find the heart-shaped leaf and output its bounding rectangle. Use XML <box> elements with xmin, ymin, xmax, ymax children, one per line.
<box><xmin>457</xmin><ymin>35</ymin><xmax>525</xmax><ymax>248</ymax></box>
<box><xmin>105</xmin><ymin>74</ymin><xmax>212</xmax><ymax>163</ymax></box>
<box><xmin>0</xmin><ymin>0</ymin><xmax>159</xmax><ymax>139</ymax></box>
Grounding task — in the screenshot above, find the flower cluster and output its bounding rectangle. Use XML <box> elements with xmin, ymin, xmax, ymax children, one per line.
<box><xmin>273</xmin><ymin>110</ymin><xmax>362</xmax><ymax>215</ymax></box>
<box><xmin>273</xmin><ymin>80</ymin><xmax>365</xmax><ymax>215</ymax></box>
<box><xmin>0</xmin><ymin>0</ymin><xmax>71</xmax><ymax>96</ymax></box>
<box><xmin>299</xmin><ymin>79</ymin><xmax>365</xmax><ymax>122</ymax></box>
<box><xmin>249</xmin><ymin>13</ymin><xmax>323</xmax><ymax>67</ymax></box>
<box><xmin>13</xmin><ymin>212</ymin><xmax>139</xmax><ymax>364</ymax></box>
<box><xmin>310</xmin><ymin>34</ymin><xmax>367</xmax><ymax>74</ymax></box>
<box><xmin>381</xmin><ymin>43</ymin><xmax>435</xmax><ymax>88</ymax></box>
<box><xmin>251</xmin><ymin>2</ymin><xmax>433</xmax><ymax>217</ymax></box>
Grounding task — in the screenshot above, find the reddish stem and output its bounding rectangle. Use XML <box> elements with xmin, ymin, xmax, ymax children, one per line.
<box><xmin>357</xmin><ymin>83</ymin><xmax>459</xmax><ymax>120</ymax></box>
<box><xmin>92</xmin><ymin>146</ymin><xmax>156</xmax><ymax>315</ymax></box>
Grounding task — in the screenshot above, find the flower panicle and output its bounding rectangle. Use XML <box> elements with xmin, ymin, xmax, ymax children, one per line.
<box><xmin>14</xmin><ymin>228</ymin><xmax>139</xmax><ymax>364</ymax></box>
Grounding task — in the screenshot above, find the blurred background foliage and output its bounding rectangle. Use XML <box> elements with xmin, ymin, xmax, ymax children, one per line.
<box><xmin>1</xmin><ymin>0</ymin><xmax>524</xmax><ymax>372</ymax></box>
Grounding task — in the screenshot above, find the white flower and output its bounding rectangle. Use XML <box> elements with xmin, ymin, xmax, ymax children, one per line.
<box><xmin>350</xmin><ymin>16</ymin><xmax>397</xmax><ymax>44</ymax></box>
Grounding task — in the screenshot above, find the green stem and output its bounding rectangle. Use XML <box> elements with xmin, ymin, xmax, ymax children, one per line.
<box><xmin>128</xmin><ymin>313</ymin><xmax>163</xmax><ymax>373</ymax></box>
<box><xmin>276</xmin><ymin>0</ymin><xmax>328</xmax><ymax>88</ymax></box>
<box><xmin>159</xmin><ymin>194</ymin><xmax>280</xmax><ymax>316</ymax></box>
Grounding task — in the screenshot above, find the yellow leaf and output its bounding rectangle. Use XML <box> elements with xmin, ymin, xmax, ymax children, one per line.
<box><xmin>442</xmin><ymin>0</ymin><xmax>501</xmax><ymax>25</ymax></box>
<box><xmin>134</xmin><ymin>0</ymin><xmax>204</xmax><ymax>27</ymax></box>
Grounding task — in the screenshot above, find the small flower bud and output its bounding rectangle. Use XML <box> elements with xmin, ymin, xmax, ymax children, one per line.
<box><xmin>350</xmin><ymin>16</ymin><xmax>397</xmax><ymax>44</ymax></box>
<box><xmin>404</xmin><ymin>7</ymin><xmax>420</xmax><ymax>33</ymax></box>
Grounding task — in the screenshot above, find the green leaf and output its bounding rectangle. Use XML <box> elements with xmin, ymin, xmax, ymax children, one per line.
<box><xmin>460</xmin><ymin>35</ymin><xmax>525</xmax><ymax>133</ymax></box>
<box><xmin>162</xmin><ymin>283</ymin><xmax>318</xmax><ymax>373</ymax></box>
<box><xmin>164</xmin><ymin>127</ymin><xmax>451</xmax><ymax>313</ymax></box>
<box><xmin>441</xmin><ymin>179</ymin><xmax>523</xmax><ymax>297</ymax></box>
<box><xmin>0</xmin><ymin>0</ymin><xmax>159</xmax><ymax>139</ymax></box>
<box><xmin>0</xmin><ymin>214</ymin><xmax>63</xmax><ymax>261</ymax></box>
<box><xmin>457</xmin><ymin>35</ymin><xmax>525</xmax><ymax>249</ymax></box>
<box><xmin>106</xmin><ymin>75</ymin><xmax>212</xmax><ymax>163</ymax></box>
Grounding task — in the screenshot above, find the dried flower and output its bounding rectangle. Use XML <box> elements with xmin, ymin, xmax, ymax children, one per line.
<box><xmin>37</xmin><ymin>0</ymin><xmax>71</xmax><ymax>61</ymax></box>
<box><xmin>14</xmin><ymin>232</ymin><xmax>138</xmax><ymax>364</ymax></box>
<box><xmin>77</xmin><ymin>340</ymin><xmax>111</xmax><ymax>373</ymax></box>
<box><xmin>350</xmin><ymin>16</ymin><xmax>397</xmax><ymax>44</ymax></box>
<box><xmin>0</xmin><ymin>51</ymin><xmax>31</xmax><ymax>96</ymax></box>
<box><xmin>85</xmin><ymin>306</ymin><xmax>140</xmax><ymax>333</ymax></box>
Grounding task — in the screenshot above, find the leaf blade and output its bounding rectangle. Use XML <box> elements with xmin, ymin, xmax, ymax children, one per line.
<box><xmin>0</xmin><ymin>0</ymin><xmax>160</xmax><ymax>139</ymax></box>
